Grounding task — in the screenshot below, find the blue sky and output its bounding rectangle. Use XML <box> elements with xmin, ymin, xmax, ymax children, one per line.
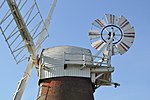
<box><xmin>0</xmin><ymin>0</ymin><xmax>150</xmax><ymax>100</ymax></box>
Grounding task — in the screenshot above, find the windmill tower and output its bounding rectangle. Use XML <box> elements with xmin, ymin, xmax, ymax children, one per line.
<box><xmin>0</xmin><ymin>0</ymin><xmax>135</xmax><ymax>100</ymax></box>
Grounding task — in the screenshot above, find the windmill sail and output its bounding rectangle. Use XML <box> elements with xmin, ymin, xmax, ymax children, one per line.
<box><xmin>1</xmin><ymin>0</ymin><xmax>58</xmax><ymax>100</ymax></box>
<box><xmin>36</xmin><ymin>0</ymin><xmax>57</xmax><ymax>51</ymax></box>
<box><xmin>13</xmin><ymin>58</ymin><xmax>34</xmax><ymax>100</ymax></box>
<box><xmin>0</xmin><ymin>0</ymin><xmax>47</xmax><ymax>63</ymax></box>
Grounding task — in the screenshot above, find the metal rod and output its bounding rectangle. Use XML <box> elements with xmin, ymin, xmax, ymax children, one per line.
<box><xmin>19</xmin><ymin>0</ymin><xmax>27</xmax><ymax>10</ymax></box>
<box><xmin>6</xmin><ymin>26</ymin><xmax>18</xmax><ymax>41</ymax></box>
<box><xmin>9</xmin><ymin>33</ymin><xmax>20</xmax><ymax>46</ymax></box>
<box><xmin>31</xmin><ymin>21</ymin><xmax>42</xmax><ymax>38</ymax></box>
<box><xmin>24</xmin><ymin>4</ymin><xmax>36</xmax><ymax>23</ymax></box>
<box><xmin>0</xmin><ymin>0</ymin><xmax>5</xmax><ymax>9</ymax></box>
<box><xmin>0</xmin><ymin>26</ymin><xmax>18</xmax><ymax>62</ymax></box>
<box><xmin>0</xmin><ymin>10</ymin><xmax>11</xmax><ymax>25</ymax></box>
<box><xmin>26</xmin><ymin>12</ymin><xmax>39</xmax><ymax>26</ymax></box>
<box><xmin>16</xmin><ymin>51</ymin><xmax>28</xmax><ymax>64</ymax></box>
<box><xmin>3</xmin><ymin>17</ymin><xmax>14</xmax><ymax>32</ymax></box>
<box><xmin>13</xmin><ymin>45</ymin><xmax>25</xmax><ymax>54</ymax></box>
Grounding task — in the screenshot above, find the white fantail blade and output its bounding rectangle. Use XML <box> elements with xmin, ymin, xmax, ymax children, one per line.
<box><xmin>124</xmin><ymin>27</ymin><xmax>135</xmax><ymax>39</ymax></box>
<box><xmin>91</xmin><ymin>40</ymin><xmax>106</xmax><ymax>51</ymax></box>
<box><xmin>118</xmin><ymin>27</ymin><xmax>135</xmax><ymax>54</ymax></box>
<box><xmin>92</xmin><ymin>18</ymin><xmax>106</xmax><ymax>29</ymax></box>
<box><xmin>121</xmin><ymin>38</ymin><xmax>133</xmax><ymax>48</ymax></box>
<box><xmin>122</xmin><ymin>30</ymin><xmax>134</xmax><ymax>46</ymax></box>
<box><xmin>105</xmin><ymin>14</ymin><xmax>119</xmax><ymax>25</ymax></box>
<box><xmin>13</xmin><ymin>58</ymin><xmax>34</xmax><ymax>100</ymax></box>
<box><xmin>117</xmin><ymin>41</ymin><xmax>130</xmax><ymax>54</ymax></box>
<box><xmin>121</xmin><ymin>34</ymin><xmax>134</xmax><ymax>49</ymax></box>
<box><xmin>118</xmin><ymin>16</ymin><xmax>132</xmax><ymax>31</ymax></box>
<box><xmin>89</xmin><ymin>29</ymin><xmax>100</xmax><ymax>40</ymax></box>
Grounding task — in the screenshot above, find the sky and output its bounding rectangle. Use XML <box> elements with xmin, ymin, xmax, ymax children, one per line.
<box><xmin>0</xmin><ymin>0</ymin><xmax>150</xmax><ymax>100</ymax></box>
